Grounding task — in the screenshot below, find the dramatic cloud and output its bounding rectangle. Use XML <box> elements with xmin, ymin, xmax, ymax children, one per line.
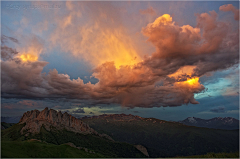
<box><xmin>1</xmin><ymin>35</ymin><xmax>19</xmax><ymax>61</ymax></box>
<box><xmin>142</xmin><ymin>11</ymin><xmax>238</xmax><ymax>77</ymax></box>
<box><xmin>49</xmin><ymin>1</ymin><xmax>142</xmax><ymax>68</ymax></box>
<box><xmin>1</xmin><ymin>2</ymin><xmax>239</xmax><ymax>109</ymax></box>
<box><xmin>219</xmin><ymin>4</ymin><xmax>239</xmax><ymax>21</ymax></box>
<box><xmin>1</xmin><ymin>46</ymin><xmax>19</xmax><ymax>61</ymax></box>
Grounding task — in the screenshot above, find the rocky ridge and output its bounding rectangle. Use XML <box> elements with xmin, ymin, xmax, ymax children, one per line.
<box><xmin>81</xmin><ymin>114</ymin><xmax>145</xmax><ymax>121</ymax></box>
<box><xmin>134</xmin><ymin>145</ymin><xmax>149</xmax><ymax>157</ymax></box>
<box><xmin>180</xmin><ymin>117</ymin><xmax>239</xmax><ymax>130</ymax></box>
<box><xmin>81</xmin><ymin>114</ymin><xmax>168</xmax><ymax>124</ymax></box>
<box><xmin>19</xmin><ymin>107</ymin><xmax>103</xmax><ymax>137</ymax></box>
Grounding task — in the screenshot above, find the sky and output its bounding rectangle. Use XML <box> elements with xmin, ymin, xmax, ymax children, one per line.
<box><xmin>1</xmin><ymin>1</ymin><xmax>239</xmax><ymax>121</ymax></box>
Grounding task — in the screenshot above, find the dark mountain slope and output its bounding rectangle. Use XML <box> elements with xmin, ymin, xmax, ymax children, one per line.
<box><xmin>81</xmin><ymin>114</ymin><xmax>239</xmax><ymax>158</ymax></box>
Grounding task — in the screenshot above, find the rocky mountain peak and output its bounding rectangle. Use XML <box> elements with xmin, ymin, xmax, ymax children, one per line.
<box><xmin>19</xmin><ymin>107</ymin><xmax>98</xmax><ymax>135</ymax></box>
<box><xmin>181</xmin><ymin>116</ymin><xmax>239</xmax><ymax>130</ymax></box>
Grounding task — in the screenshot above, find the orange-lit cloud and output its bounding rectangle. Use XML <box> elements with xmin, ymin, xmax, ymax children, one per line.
<box><xmin>219</xmin><ymin>4</ymin><xmax>239</xmax><ymax>21</ymax></box>
<box><xmin>49</xmin><ymin>2</ymin><xmax>142</xmax><ymax>68</ymax></box>
<box><xmin>20</xmin><ymin>54</ymin><xmax>38</xmax><ymax>62</ymax></box>
<box><xmin>1</xmin><ymin>4</ymin><xmax>239</xmax><ymax>108</ymax></box>
<box><xmin>51</xmin><ymin>23</ymin><xmax>142</xmax><ymax>68</ymax></box>
<box><xmin>168</xmin><ymin>66</ymin><xmax>196</xmax><ymax>78</ymax></box>
<box><xmin>15</xmin><ymin>34</ymin><xmax>44</xmax><ymax>63</ymax></box>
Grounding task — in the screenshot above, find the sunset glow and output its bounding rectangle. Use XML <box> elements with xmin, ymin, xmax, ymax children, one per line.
<box><xmin>1</xmin><ymin>2</ymin><xmax>239</xmax><ymax>157</ymax></box>
<box><xmin>185</xmin><ymin>77</ymin><xmax>199</xmax><ymax>86</ymax></box>
<box><xmin>20</xmin><ymin>54</ymin><xmax>38</xmax><ymax>62</ymax></box>
<box><xmin>1</xmin><ymin>1</ymin><xmax>239</xmax><ymax>121</ymax></box>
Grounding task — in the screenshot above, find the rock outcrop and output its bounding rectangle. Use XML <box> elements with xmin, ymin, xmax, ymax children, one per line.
<box><xmin>134</xmin><ymin>145</ymin><xmax>149</xmax><ymax>157</ymax></box>
<box><xmin>19</xmin><ymin>107</ymin><xmax>98</xmax><ymax>135</ymax></box>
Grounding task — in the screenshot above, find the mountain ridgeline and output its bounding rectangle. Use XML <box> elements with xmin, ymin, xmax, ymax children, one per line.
<box><xmin>1</xmin><ymin>108</ymin><xmax>239</xmax><ymax>158</ymax></box>
<box><xmin>81</xmin><ymin>114</ymin><xmax>239</xmax><ymax>157</ymax></box>
<box><xmin>180</xmin><ymin>117</ymin><xmax>239</xmax><ymax>130</ymax></box>
<box><xmin>18</xmin><ymin>107</ymin><xmax>98</xmax><ymax>135</ymax></box>
<box><xmin>1</xmin><ymin>108</ymin><xmax>146</xmax><ymax>158</ymax></box>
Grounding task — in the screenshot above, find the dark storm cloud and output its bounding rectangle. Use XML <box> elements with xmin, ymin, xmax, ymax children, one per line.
<box><xmin>1</xmin><ymin>35</ymin><xmax>19</xmax><ymax>61</ymax></box>
<box><xmin>1</xmin><ymin>60</ymin><xmax>49</xmax><ymax>97</ymax></box>
<box><xmin>1</xmin><ymin>46</ymin><xmax>19</xmax><ymax>61</ymax></box>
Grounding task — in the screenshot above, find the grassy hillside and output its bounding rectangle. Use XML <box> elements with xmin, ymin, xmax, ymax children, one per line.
<box><xmin>2</xmin><ymin>140</ymin><xmax>105</xmax><ymax>158</ymax></box>
<box><xmin>1</xmin><ymin>123</ymin><xmax>26</xmax><ymax>141</ymax></box>
<box><xmin>82</xmin><ymin>116</ymin><xmax>239</xmax><ymax>157</ymax></box>
<box><xmin>1</xmin><ymin>124</ymin><xmax>146</xmax><ymax>158</ymax></box>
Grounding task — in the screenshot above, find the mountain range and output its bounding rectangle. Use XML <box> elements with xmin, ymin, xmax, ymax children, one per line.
<box><xmin>1</xmin><ymin>108</ymin><xmax>147</xmax><ymax>158</ymax></box>
<box><xmin>1</xmin><ymin>108</ymin><xmax>239</xmax><ymax>158</ymax></box>
<box><xmin>3</xmin><ymin>114</ymin><xmax>239</xmax><ymax>130</ymax></box>
<box><xmin>1</xmin><ymin>116</ymin><xmax>22</xmax><ymax>123</ymax></box>
<box><xmin>80</xmin><ymin>114</ymin><xmax>239</xmax><ymax>157</ymax></box>
<box><xmin>180</xmin><ymin>117</ymin><xmax>239</xmax><ymax>130</ymax></box>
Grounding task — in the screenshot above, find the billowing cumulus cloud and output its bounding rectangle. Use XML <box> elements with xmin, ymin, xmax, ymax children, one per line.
<box><xmin>141</xmin><ymin>11</ymin><xmax>238</xmax><ymax>78</ymax></box>
<box><xmin>1</xmin><ymin>3</ymin><xmax>239</xmax><ymax>109</ymax></box>
<box><xmin>219</xmin><ymin>4</ymin><xmax>239</xmax><ymax>21</ymax></box>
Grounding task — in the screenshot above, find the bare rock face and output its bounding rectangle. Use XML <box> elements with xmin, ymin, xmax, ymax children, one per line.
<box><xmin>134</xmin><ymin>145</ymin><xmax>149</xmax><ymax>157</ymax></box>
<box><xmin>19</xmin><ymin>107</ymin><xmax>98</xmax><ymax>135</ymax></box>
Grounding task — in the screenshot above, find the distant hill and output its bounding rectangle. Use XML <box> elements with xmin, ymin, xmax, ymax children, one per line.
<box><xmin>81</xmin><ymin>114</ymin><xmax>239</xmax><ymax>158</ymax></box>
<box><xmin>1</xmin><ymin>108</ymin><xmax>146</xmax><ymax>158</ymax></box>
<box><xmin>1</xmin><ymin>122</ymin><xmax>16</xmax><ymax>130</ymax></box>
<box><xmin>1</xmin><ymin>116</ymin><xmax>21</xmax><ymax>123</ymax></box>
<box><xmin>180</xmin><ymin>117</ymin><xmax>239</xmax><ymax>130</ymax></box>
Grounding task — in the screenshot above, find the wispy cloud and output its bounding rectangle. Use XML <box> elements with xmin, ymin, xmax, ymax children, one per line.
<box><xmin>140</xmin><ymin>7</ymin><xmax>156</xmax><ymax>16</ymax></box>
<box><xmin>210</xmin><ymin>106</ymin><xmax>226</xmax><ymax>113</ymax></box>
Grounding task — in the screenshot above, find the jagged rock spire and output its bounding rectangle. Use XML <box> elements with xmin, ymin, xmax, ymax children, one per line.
<box><xmin>19</xmin><ymin>107</ymin><xmax>97</xmax><ymax>135</ymax></box>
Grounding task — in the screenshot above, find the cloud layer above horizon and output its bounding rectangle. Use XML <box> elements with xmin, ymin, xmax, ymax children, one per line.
<box><xmin>1</xmin><ymin>1</ymin><xmax>239</xmax><ymax>117</ymax></box>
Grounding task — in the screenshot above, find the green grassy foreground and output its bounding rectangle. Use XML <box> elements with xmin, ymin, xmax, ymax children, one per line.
<box><xmin>1</xmin><ymin>140</ymin><xmax>105</xmax><ymax>158</ymax></box>
<box><xmin>1</xmin><ymin>123</ymin><xmax>146</xmax><ymax>158</ymax></box>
